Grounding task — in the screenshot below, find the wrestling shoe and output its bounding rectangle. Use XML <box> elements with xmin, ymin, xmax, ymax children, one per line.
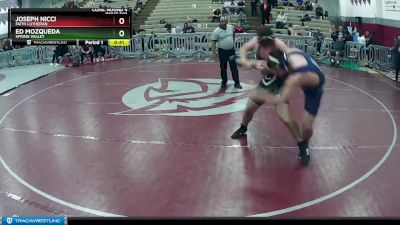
<box><xmin>231</xmin><ymin>125</ymin><xmax>247</xmax><ymax>139</ymax></box>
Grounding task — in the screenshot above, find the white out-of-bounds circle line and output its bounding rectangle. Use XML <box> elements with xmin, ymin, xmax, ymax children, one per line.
<box><xmin>0</xmin><ymin>62</ymin><xmax>396</xmax><ymax>217</ymax></box>
<box><xmin>249</xmin><ymin>77</ymin><xmax>398</xmax><ymax>217</ymax></box>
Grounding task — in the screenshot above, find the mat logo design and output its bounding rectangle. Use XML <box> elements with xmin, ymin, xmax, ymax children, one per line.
<box><xmin>111</xmin><ymin>78</ymin><xmax>253</xmax><ymax>116</ymax></box>
<box><xmin>6</xmin><ymin>217</ymin><xmax>13</xmax><ymax>224</ymax></box>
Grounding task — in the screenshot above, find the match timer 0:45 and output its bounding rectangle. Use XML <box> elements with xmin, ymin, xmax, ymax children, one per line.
<box><xmin>108</xmin><ymin>39</ymin><xmax>130</xmax><ymax>47</ymax></box>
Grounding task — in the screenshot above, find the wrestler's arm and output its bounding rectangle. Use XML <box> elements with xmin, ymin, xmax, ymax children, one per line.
<box><xmin>275</xmin><ymin>38</ymin><xmax>289</xmax><ymax>52</ymax></box>
<box><xmin>239</xmin><ymin>36</ymin><xmax>258</xmax><ymax>68</ymax></box>
<box><xmin>255</xmin><ymin>39</ymin><xmax>289</xmax><ymax>72</ymax></box>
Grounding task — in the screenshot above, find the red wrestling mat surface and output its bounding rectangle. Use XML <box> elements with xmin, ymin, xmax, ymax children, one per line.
<box><xmin>0</xmin><ymin>58</ymin><xmax>399</xmax><ymax>217</ymax></box>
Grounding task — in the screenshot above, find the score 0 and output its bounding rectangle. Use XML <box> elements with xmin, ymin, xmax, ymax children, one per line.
<box><xmin>117</xmin><ymin>17</ymin><xmax>127</xmax><ymax>37</ymax></box>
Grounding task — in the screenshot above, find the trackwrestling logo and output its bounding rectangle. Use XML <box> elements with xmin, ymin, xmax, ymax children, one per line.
<box><xmin>111</xmin><ymin>78</ymin><xmax>253</xmax><ymax>116</ymax></box>
<box><xmin>2</xmin><ymin>216</ymin><xmax>64</xmax><ymax>225</ymax></box>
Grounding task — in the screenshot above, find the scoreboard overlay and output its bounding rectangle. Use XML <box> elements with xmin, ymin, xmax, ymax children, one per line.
<box><xmin>9</xmin><ymin>8</ymin><xmax>131</xmax><ymax>46</ymax></box>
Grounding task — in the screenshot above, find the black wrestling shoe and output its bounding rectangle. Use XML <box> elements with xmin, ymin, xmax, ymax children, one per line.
<box><xmin>298</xmin><ymin>148</ymin><xmax>310</xmax><ymax>166</ymax></box>
<box><xmin>297</xmin><ymin>140</ymin><xmax>310</xmax><ymax>166</ymax></box>
<box><xmin>234</xmin><ymin>83</ymin><xmax>243</xmax><ymax>89</ymax></box>
<box><xmin>231</xmin><ymin>125</ymin><xmax>247</xmax><ymax>139</ymax></box>
<box><xmin>221</xmin><ymin>83</ymin><xmax>227</xmax><ymax>89</ymax></box>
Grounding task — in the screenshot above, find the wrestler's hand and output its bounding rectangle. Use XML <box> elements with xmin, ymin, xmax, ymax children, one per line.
<box><xmin>240</xmin><ymin>59</ymin><xmax>254</xmax><ymax>69</ymax></box>
<box><xmin>254</xmin><ymin>60</ymin><xmax>268</xmax><ymax>71</ymax></box>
